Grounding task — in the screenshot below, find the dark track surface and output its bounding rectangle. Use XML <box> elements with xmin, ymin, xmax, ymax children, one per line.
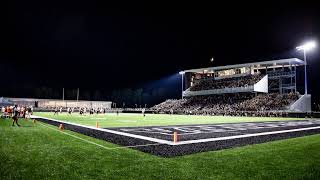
<box><xmin>34</xmin><ymin>117</ymin><xmax>320</xmax><ymax>157</ymax></box>
<box><xmin>107</xmin><ymin>120</ymin><xmax>320</xmax><ymax>141</ymax></box>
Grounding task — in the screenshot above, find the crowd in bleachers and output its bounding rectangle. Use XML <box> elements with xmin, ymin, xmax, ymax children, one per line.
<box><xmin>152</xmin><ymin>92</ymin><xmax>299</xmax><ymax>116</ymax></box>
<box><xmin>190</xmin><ymin>74</ymin><xmax>262</xmax><ymax>91</ymax></box>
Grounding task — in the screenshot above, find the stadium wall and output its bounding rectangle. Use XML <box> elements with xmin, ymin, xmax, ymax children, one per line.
<box><xmin>6</xmin><ymin>97</ymin><xmax>112</xmax><ymax>109</ymax></box>
<box><xmin>253</xmin><ymin>75</ymin><xmax>268</xmax><ymax>93</ymax></box>
<box><xmin>289</xmin><ymin>94</ymin><xmax>312</xmax><ymax>112</ymax></box>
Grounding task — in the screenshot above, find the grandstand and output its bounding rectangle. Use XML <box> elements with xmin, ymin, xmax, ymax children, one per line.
<box><xmin>153</xmin><ymin>58</ymin><xmax>312</xmax><ymax>115</ymax></box>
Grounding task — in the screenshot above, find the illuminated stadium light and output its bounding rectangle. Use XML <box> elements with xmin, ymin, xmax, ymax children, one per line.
<box><xmin>296</xmin><ymin>40</ymin><xmax>317</xmax><ymax>95</ymax></box>
<box><xmin>179</xmin><ymin>71</ymin><xmax>185</xmax><ymax>75</ymax></box>
<box><xmin>296</xmin><ymin>41</ymin><xmax>316</xmax><ymax>51</ymax></box>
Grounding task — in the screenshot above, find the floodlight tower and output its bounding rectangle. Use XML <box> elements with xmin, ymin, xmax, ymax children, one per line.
<box><xmin>179</xmin><ymin>71</ymin><xmax>185</xmax><ymax>99</ymax></box>
<box><xmin>296</xmin><ymin>41</ymin><xmax>317</xmax><ymax>94</ymax></box>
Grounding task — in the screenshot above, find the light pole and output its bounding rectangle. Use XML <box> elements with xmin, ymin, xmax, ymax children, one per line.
<box><xmin>76</xmin><ymin>88</ymin><xmax>79</xmax><ymax>102</ymax></box>
<box><xmin>296</xmin><ymin>41</ymin><xmax>316</xmax><ymax>95</ymax></box>
<box><xmin>179</xmin><ymin>71</ymin><xmax>185</xmax><ymax>99</ymax></box>
<box><xmin>62</xmin><ymin>88</ymin><xmax>64</xmax><ymax>101</ymax></box>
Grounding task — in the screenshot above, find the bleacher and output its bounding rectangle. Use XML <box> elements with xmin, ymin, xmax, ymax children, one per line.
<box><xmin>189</xmin><ymin>74</ymin><xmax>262</xmax><ymax>91</ymax></box>
<box><xmin>152</xmin><ymin>92</ymin><xmax>300</xmax><ymax>116</ymax></box>
<box><xmin>152</xmin><ymin>58</ymin><xmax>310</xmax><ymax>115</ymax></box>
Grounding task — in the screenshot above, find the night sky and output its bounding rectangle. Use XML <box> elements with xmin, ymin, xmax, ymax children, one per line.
<box><xmin>2</xmin><ymin>2</ymin><xmax>320</xmax><ymax>106</ymax></box>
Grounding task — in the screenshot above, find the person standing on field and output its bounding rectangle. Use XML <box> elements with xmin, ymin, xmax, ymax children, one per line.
<box><xmin>142</xmin><ymin>108</ymin><xmax>146</xmax><ymax>117</ymax></box>
<box><xmin>1</xmin><ymin>106</ymin><xmax>5</xmax><ymax>118</ymax></box>
<box><xmin>54</xmin><ymin>107</ymin><xmax>58</xmax><ymax>115</ymax></box>
<box><xmin>12</xmin><ymin>105</ymin><xmax>20</xmax><ymax>127</ymax></box>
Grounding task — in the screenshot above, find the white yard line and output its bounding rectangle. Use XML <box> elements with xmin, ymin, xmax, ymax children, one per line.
<box><xmin>33</xmin><ymin>115</ymin><xmax>320</xmax><ymax>146</ymax></box>
<box><xmin>38</xmin><ymin>123</ymin><xmax>112</xmax><ymax>150</ymax></box>
<box><xmin>107</xmin><ymin>143</ymin><xmax>161</xmax><ymax>150</ymax></box>
<box><xmin>32</xmin><ymin>115</ymin><xmax>171</xmax><ymax>145</ymax></box>
<box><xmin>173</xmin><ymin>125</ymin><xmax>320</xmax><ymax>145</ymax></box>
<box><xmin>38</xmin><ymin>122</ymin><xmax>160</xmax><ymax>150</ymax></box>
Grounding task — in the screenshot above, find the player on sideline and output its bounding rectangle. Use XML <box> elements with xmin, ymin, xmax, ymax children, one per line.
<box><xmin>170</xmin><ymin>109</ymin><xmax>174</xmax><ymax>115</ymax></box>
<box><xmin>12</xmin><ymin>105</ymin><xmax>20</xmax><ymax>127</ymax></box>
<box><xmin>79</xmin><ymin>108</ymin><xmax>84</xmax><ymax>115</ymax></box>
<box><xmin>8</xmin><ymin>106</ymin><xmax>13</xmax><ymax>118</ymax></box>
<box><xmin>1</xmin><ymin>106</ymin><xmax>5</xmax><ymax>118</ymax></box>
<box><xmin>142</xmin><ymin>108</ymin><xmax>146</xmax><ymax>117</ymax></box>
<box><xmin>54</xmin><ymin>107</ymin><xmax>59</xmax><ymax>115</ymax></box>
<box><xmin>22</xmin><ymin>107</ymin><xmax>27</xmax><ymax>119</ymax></box>
<box><xmin>26</xmin><ymin>106</ymin><xmax>32</xmax><ymax>118</ymax></box>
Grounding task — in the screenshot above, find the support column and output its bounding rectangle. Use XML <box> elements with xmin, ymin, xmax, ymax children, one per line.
<box><xmin>294</xmin><ymin>65</ymin><xmax>297</xmax><ymax>93</ymax></box>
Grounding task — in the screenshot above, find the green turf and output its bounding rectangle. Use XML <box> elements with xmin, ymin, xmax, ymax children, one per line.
<box><xmin>1</xmin><ymin>118</ymin><xmax>320</xmax><ymax>179</ymax></box>
<box><xmin>34</xmin><ymin>112</ymin><xmax>305</xmax><ymax>128</ymax></box>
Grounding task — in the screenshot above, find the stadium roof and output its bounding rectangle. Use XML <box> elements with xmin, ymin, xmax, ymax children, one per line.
<box><xmin>184</xmin><ymin>58</ymin><xmax>305</xmax><ymax>73</ymax></box>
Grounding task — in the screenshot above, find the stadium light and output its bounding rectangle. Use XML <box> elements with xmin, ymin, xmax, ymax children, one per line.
<box><xmin>296</xmin><ymin>40</ymin><xmax>317</xmax><ymax>95</ymax></box>
<box><xmin>179</xmin><ymin>71</ymin><xmax>185</xmax><ymax>99</ymax></box>
<box><xmin>296</xmin><ymin>41</ymin><xmax>316</xmax><ymax>51</ymax></box>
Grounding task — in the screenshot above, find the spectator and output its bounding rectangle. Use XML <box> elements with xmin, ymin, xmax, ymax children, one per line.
<box><xmin>152</xmin><ymin>92</ymin><xmax>299</xmax><ymax>117</ymax></box>
<box><xmin>190</xmin><ymin>74</ymin><xmax>262</xmax><ymax>91</ymax></box>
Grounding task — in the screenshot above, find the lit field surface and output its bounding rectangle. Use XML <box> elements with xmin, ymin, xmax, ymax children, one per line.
<box><xmin>1</xmin><ymin>118</ymin><xmax>320</xmax><ymax>179</ymax></box>
<box><xmin>34</xmin><ymin>112</ymin><xmax>305</xmax><ymax>128</ymax></box>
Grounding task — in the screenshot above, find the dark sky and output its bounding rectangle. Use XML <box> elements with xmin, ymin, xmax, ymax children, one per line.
<box><xmin>2</xmin><ymin>2</ymin><xmax>320</xmax><ymax>104</ymax></box>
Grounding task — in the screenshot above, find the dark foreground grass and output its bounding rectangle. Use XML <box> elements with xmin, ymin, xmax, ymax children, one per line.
<box><xmin>1</xmin><ymin>118</ymin><xmax>320</xmax><ymax>179</ymax></box>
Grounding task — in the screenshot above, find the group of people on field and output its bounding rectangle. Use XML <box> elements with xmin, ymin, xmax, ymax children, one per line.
<box><xmin>1</xmin><ymin>105</ymin><xmax>33</xmax><ymax>126</ymax></box>
<box><xmin>53</xmin><ymin>107</ymin><xmax>109</xmax><ymax>115</ymax></box>
<box><xmin>52</xmin><ymin>106</ymin><xmax>146</xmax><ymax>117</ymax></box>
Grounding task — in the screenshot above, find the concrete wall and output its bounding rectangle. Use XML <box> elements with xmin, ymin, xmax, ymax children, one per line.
<box><xmin>289</xmin><ymin>94</ymin><xmax>312</xmax><ymax>112</ymax></box>
<box><xmin>253</xmin><ymin>75</ymin><xmax>268</xmax><ymax>93</ymax></box>
<box><xmin>6</xmin><ymin>98</ymin><xmax>112</xmax><ymax>109</ymax></box>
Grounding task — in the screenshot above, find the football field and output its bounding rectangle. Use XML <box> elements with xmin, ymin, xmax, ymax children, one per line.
<box><xmin>34</xmin><ymin>112</ymin><xmax>305</xmax><ymax>128</ymax></box>
<box><xmin>32</xmin><ymin>113</ymin><xmax>320</xmax><ymax>157</ymax></box>
<box><xmin>1</xmin><ymin>114</ymin><xmax>320</xmax><ymax>179</ymax></box>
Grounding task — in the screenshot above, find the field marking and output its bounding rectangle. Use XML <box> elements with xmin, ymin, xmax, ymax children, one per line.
<box><xmin>173</xmin><ymin>125</ymin><xmax>320</xmax><ymax>145</ymax></box>
<box><xmin>90</xmin><ymin>117</ymin><xmax>106</xmax><ymax>120</ymax></box>
<box><xmin>33</xmin><ymin>115</ymin><xmax>320</xmax><ymax>146</ymax></box>
<box><xmin>118</xmin><ymin>120</ymin><xmax>320</xmax><ymax>135</ymax></box>
<box><xmin>32</xmin><ymin>115</ymin><xmax>172</xmax><ymax>145</ymax></box>
<box><xmin>107</xmin><ymin>143</ymin><xmax>161</xmax><ymax>150</ymax></box>
<box><xmin>38</xmin><ymin>122</ymin><xmax>160</xmax><ymax>150</ymax></box>
<box><xmin>38</xmin><ymin>122</ymin><xmax>112</xmax><ymax>150</ymax></box>
<box><xmin>117</xmin><ymin>120</ymin><xmax>137</xmax><ymax>122</ymax></box>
